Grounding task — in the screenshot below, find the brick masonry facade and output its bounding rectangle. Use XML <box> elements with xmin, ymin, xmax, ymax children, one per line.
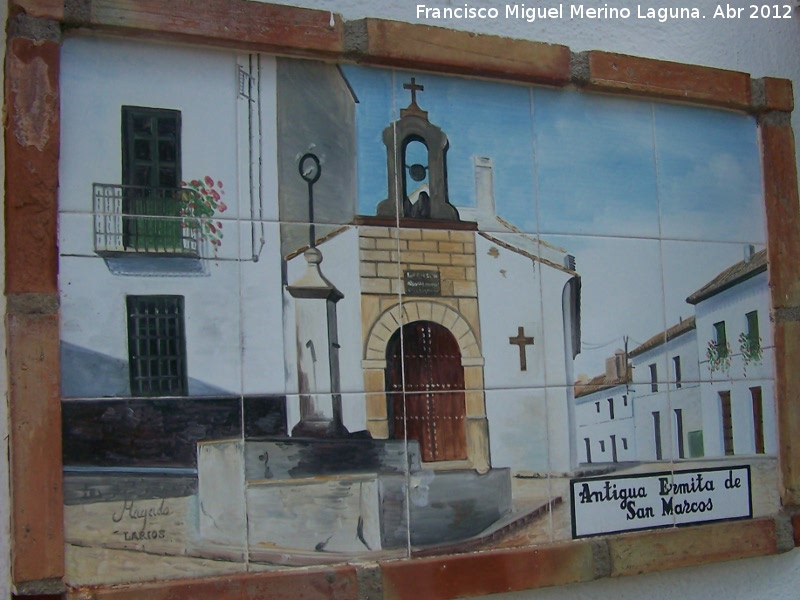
<box><xmin>358</xmin><ymin>226</ymin><xmax>478</xmax><ymax>298</ymax></box>
<box><xmin>357</xmin><ymin>225</ymin><xmax>489</xmax><ymax>471</ymax></box>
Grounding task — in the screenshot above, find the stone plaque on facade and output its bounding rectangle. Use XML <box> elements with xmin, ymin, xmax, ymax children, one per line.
<box><xmin>404</xmin><ymin>270</ymin><xmax>441</xmax><ymax>296</ymax></box>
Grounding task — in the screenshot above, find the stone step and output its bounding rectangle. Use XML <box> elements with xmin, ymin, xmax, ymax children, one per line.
<box><xmin>411</xmin><ymin>496</ymin><xmax>563</xmax><ymax>557</ymax></box>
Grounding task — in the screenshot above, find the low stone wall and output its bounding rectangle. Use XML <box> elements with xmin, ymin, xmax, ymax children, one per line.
<box><xmin>247</xmin><ymin>475</ymin><xmax>382</xmax><ymax>554</ymax></box>
<box><xmin>197</xmin><ymin>439</ymin><xmax>512</xmax><ymax>555</ymax></box>
<box><xmin>243</xmin><ymin>438</ymin><xmax>422</xmax><ymax>480</ymax></box>
<box><xmin>62</xmin><ymin>395</ymin><xmax>287</xmax><ymax>468</ymax></box>
<box><xmin>380</xmin><ymin>468</ymin><xmax>512</xmax><ymax>548</ymax></box>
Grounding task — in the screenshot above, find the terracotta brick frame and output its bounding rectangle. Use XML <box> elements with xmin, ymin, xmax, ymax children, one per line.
<box><xmin>4</xmin><ymin>0</ymin><xmax>798</xmax><ymax>597</ymax></box>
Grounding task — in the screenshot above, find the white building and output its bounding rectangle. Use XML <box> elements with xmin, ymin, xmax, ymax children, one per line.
<box><xmin>687</xmin><ymin>248</ymin><xmax>776</xmax><ymax>457</ymax></box>
<box><xmin>617</xmin><ymin>248</ymin><xmax>775</xmax><ymax>464</ymax></box>
<box><xmin>628</xmin><ymin>317</ymin><xmax>702</xmax><ymax>462</ymax></box>
<box><xmin>574</xmin><ymin>351</ymin><xmax>635</xmax><ymax>465</ymax></box>
<box><xmin>59</xmin><ymin>42</ymin><xmax>292</xmax><ymax>452</ymax></box>
<box><xmin>574</xmin><ymin>317</ymin><xmax>703</xmax><ymax>466</ymax></box>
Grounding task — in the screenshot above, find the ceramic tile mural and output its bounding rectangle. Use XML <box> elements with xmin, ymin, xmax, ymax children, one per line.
<box><xmin>58</xmin><ymin>35</ymin><xmax>777</xmax><ymax>584</ymax></box>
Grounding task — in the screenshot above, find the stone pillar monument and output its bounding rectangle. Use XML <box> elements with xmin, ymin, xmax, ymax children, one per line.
<box><xmin>286</xmin><ymin>246</ymin><xmax>347</xmax><ymax>437</ymax></box>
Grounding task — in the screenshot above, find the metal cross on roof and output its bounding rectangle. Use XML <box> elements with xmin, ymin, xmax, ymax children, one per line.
<box><xmin>404</xmin><ymin>77</ymin><xmax>424</xmax><ymax>107</ymax></box>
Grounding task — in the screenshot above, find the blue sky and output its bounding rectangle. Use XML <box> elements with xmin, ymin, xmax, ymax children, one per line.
<box><xmin>340</xmin><ymin>65</ymin><xmax>766</xmax><ymax>376</ymax></box>
<box><xmin>341</xmin><ymin>65</ymin><xmax>764</xmax><ymax>243</ymax></box>
<box><xmin>341</xmin><ymin>65</ymin><xmax>537</xmax><ymax>229</ymax></box>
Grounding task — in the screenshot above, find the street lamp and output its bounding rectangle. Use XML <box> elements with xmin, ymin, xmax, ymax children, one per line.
<box><xmin>299</xmin><ymin>152</ymin><xmax>321</xmax><ymax>248</ymax></box>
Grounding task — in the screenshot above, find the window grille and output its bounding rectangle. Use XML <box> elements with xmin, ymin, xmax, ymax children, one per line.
<box><xmin>238</xmin><ymin>65</ymin><xmax>254</xmax><ymax>99</ymax></box>
<box><xmin>127</xmin><ymin>295</ymin><xmax>188</xmax><ymax>396</ymax></box>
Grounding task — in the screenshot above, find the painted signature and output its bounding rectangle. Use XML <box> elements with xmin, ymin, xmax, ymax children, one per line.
<box><xmin>111</xmin><ymin>498</ymin><xmax>171</xmax><ymax>533</ymax></box>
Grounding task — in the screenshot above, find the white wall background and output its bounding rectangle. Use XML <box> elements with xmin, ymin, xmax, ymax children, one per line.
<box><xmin>262</xmin><ymin>0</ymin><xmax>800</xmax><ymax>597</ymax></box>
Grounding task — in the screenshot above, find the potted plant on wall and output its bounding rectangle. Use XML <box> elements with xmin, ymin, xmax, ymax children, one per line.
<box><xmin>738</xmin><ymin>330</ymin><xmax>762</xmax><ymax>376</ymax></box>
<box><xmin>180</xmin><ymin>175</ymin><xmax>228</xmax><ymax>255</ymax></box>
<box><xmin>706</xmin><ymin>338</ymin><xmax>732</xmax><ymax>376</ymax></box>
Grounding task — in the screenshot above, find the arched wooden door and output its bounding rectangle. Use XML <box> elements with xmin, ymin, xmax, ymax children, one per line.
<box><xmin>385</xmin><ymin>321</ymin><xmax>467</xmax><ymax>462</ymax></box>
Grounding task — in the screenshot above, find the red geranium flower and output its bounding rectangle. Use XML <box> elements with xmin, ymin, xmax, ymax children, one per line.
<box><xmin>182</xmin><ymin>175</ymin><xmax>226</xmax><ymax>256</ymax></box>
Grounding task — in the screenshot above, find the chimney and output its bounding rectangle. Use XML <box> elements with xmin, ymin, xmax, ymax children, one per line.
<box><xmin>605</xmin><ymin>349</ymin><xmax>626</xmax><ymax>380</ymax></box>
<box><xmin>474</xmin><ymin>156</ymin><xmax>495</xmax><ymax>218</ymax></box>
<box><xmin>744</xmin><ymin>244</ymin><xmax>755</xmax><ymax>262</ymax></box>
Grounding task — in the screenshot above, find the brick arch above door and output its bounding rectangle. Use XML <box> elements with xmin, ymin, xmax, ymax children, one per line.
<box><xmin>360</xmin><ymin>300</ymin><xmax>489</xmax><ymax>471</ymax></box>
<box><xmin>362</xmin><ymin>300</ymin><xmax>484</xmax><ymax>368</ymax></box>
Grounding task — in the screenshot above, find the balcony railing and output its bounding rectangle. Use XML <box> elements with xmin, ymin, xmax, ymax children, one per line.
<box><xmin>93</xmin><ymin>184</ymin><xmax>202</xmax><ymax>256</ymax></box>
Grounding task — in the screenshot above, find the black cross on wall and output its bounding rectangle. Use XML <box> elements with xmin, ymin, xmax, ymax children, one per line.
<box><xmin>509</xmin><ymin>326</ymin><xmax>535</xmax><ymax>371</ymax></box>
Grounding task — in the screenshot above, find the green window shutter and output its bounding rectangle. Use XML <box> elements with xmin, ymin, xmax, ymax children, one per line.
<box><xmin>121</xmin><ymin>107</ymin><xmax>184</xmax><ymax>252</ymax></box>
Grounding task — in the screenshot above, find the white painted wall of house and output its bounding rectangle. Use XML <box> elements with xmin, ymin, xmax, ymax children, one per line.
<box><xmin>59</xmin><ymin>38</ymin><xmax>246</xmax><ymax>218</ymax></box>
<box><xmin>694</xmin><ymin>272</ymin><xmax>773</xmax><ymax>382</ymax></box>
<box><xmin>631</xmin><ymin>342</ymin><xmax>676</xmax><ymax>462</ymax></box>
<box><xmin>476</xmin><ymin>234</ymin><xmax>577</xmax><ymax>472</ymax></box>
<box><xmin>694</xmin><ymin>272</ymin><xmax>777</xmax><ymax>457</ymax></box>
<box><xmin>700</xmin><ymin>376</ymin><xmax>775</xmax><ymax>457</ymax></box>
<box><xmin>666</xmin><ymin>327</ymin><xmax>703</xmax><ymax>387</ymax></box>
<box><xmin>631</xmin><ymin>329</ymin><xmax>703</xmax><ymax>461</ymax></box>
<box><xmin>259</xmin><ymin>0</ymin><xmax>800</xmax><ymax>597</ymax></box>
<box><xmin>575</xmin><ymin>385</ymin><xmax>636</xmax><ymax>464</ymax></box>
<box><xmin>59</xmin><ymin>38</ymin><xmax>288</xmax><ymax>397</ymax></box>
<box><xmin>659</xmin><ymin>329</ymin><xmax>704</xmax><ymax>461</ymax></box>
<box><xmin>476</xmin><ymin>236</ymin><xmax>548</xmax><ymax>390</ymax></box>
